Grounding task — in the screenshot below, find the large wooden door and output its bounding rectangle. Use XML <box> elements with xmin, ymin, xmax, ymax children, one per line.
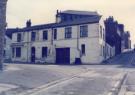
<box><xmin>56</xmin><ymin>48</ymin><xmax>70</xmax><ymax>64</ymax></box>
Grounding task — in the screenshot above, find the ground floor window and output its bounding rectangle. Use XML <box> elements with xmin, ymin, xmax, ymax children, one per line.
<box><xmin>81</xmin><ymin>44</ymin><xmax>85</xmax><ymax>55</ymax></box>
<box><xmin>16</xmin><ymin>47</ymin><xmax>21</xmax><ymax>58</ymax></box>
<box><xmin>12</xmin><ymin>48</ymin><xmax>15</xmax><ymax>58</ymax></box>
<box><xmin>42</xmin><ymin>47</ymin><xmax>48</xmax><ymax>58</ymax></box>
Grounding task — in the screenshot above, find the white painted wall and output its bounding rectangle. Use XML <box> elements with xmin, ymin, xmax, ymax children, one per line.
<box><xmin>11</xmin><ymin>17</ymin><xmax>115</xmax><ymax>64</ymax></box>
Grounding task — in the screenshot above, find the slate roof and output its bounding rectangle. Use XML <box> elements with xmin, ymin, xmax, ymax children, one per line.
<box><xmin>61</xmin><ymin>10</ymin><xmax>99</xmax><ymax>16</ymax></box>
<box><xmin>7</xmin><ymin>10</ymin><xmax>102</xmax><ymax>33</ymax></box>
<box><xmin>12</xmin><ymin>16</ymin><xmax>101</xmax><ymax>33</ymax></box>
<box><xmin>6</xmin><ymin>28</ymin><xmax>19</xmax><ymax>38</ymax></box>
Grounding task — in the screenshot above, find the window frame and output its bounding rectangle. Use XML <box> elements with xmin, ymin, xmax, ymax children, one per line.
<box><xmin>80</xmin><ymin>25</ymin><xmax>88</xmax><ymax>38</ymax></box>
<box><xmin>42</xmin><ymin>47</ymin><xmax>48</xmax><ymax>58</ymax></box>
<box><xmin>17</xmin><ymin>33</ymin><xmax>22</xmax><ymax>42</ymax></box>
<box><xmin>16</xmin><ymin>47</ymin><xmax>21</xmax><ymax>58</ymax></box>
<box><xmin>81</xmin><ymin>44</ymin><xmax>86</xmax><ymax>55</ymax></box>
<box><xmin>43</xmin><ymin>30</ymin><xmax>48</xmax><ymax>40</ymax></box>
<box><xmin>31</xmin><ymin>32</ymin><xmax>36</xmax><ymax>41</ymax></box>
<box><xmin>53</xmin><ymin>29</ymin><xmax>57</xmax><ymax>40</ymax></box>
<box><xmin>65</xmin><ymin>27</ymin><xmax>72</xmax><ymax>39</ymax></box>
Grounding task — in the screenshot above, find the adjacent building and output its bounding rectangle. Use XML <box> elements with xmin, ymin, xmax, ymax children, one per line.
<box><xmin>104</xmin><ymin>16</ymin><xmax>131</xmax><ymax>55</ymax></box>
<box><xmin>9</xmin><ymin>10</ymin><xmax>115</xmax><ymax>64</ymax></box>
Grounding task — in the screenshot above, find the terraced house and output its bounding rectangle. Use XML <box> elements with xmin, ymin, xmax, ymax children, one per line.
<box><xmin>10</xmin><ymin>10</ymin><xmax>115</xmax><ymax>64</ymax></box>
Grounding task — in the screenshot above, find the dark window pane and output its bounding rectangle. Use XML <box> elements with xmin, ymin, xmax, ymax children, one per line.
<box><xmin>16</xmin><ymin>47</ymin><xmax>21</xmax><ymax>58</ymax></box>
<box><xmin>42</xmin><ymin>47</ymin><xmax>48</xmax><ymax>57</ymax></box>
<box><xmin>81</xmin><ymin>44</ymin><xmax>85</xmax><ymax>55</ymax></box>
<box><xmin>17</xmin><ymin>33</ymin><xmax>21</xmax><ymax>42</ymax></box>
<box><xmin>53</xmin><ymin>29</ymin><xmax>57</xmax><ymax>40</ymax></box>
<box><xmin>31</xmin><ymin>32</ymin><xmax>36</xmax><ymax>41</ymax></box>
<box><xmin>80</xmin><ymin>25</ymin><xmax>88</xmax><ymax>37</ymax></box>
<box><xmin>43</xmin><ymin>31</ymin><xmax>48</xmax><ymax>40</ymax></box>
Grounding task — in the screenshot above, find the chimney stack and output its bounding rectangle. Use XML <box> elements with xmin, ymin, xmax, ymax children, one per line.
<box><xmin>26</xmin><ymin>19</ymin><xmax>31</xmax><ymax>27</ymax></box>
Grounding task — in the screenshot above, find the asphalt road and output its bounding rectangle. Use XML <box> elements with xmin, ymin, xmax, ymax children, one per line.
<box><xmin>0</xmin><ymin>51</ymin><xmax>135</xmax><ymax>95</ymax></box>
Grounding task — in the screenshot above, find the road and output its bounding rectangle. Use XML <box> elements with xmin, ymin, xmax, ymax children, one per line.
<box><xmin>0</xmin><ymin>51</ymin><xmax>135</xmax><ymax>95</ymax></box>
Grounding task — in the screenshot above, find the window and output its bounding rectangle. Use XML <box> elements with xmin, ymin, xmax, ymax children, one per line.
<box><xmin>65</xmin><ymin>27</ymin><xmax>72</xmax><ymax>39</ymax></box>
<box><xmin>12</xmin><ymin>48</ymin><xmax>15</xmax><ymax>58</ymax></box>
<box><xmin>3</xmin><ymin>50</ymin><xmax>5</xmax><ymax>57</ymax></box>
<box><xmin>43</xmin><ymin>30</ymin><xmax>48</xmax><ymax>40</ymax></box>
<box><xmin>17</xmin><ymin>33</ymin><xmax>21</xmax><ymax>42</ymax></box>
<box><xmin>42</xmin><ymin>47</ymin><xmax>48</xmax><ymax>57</ymax></box>
<box><xmin>31</xmin><ymin>32</ymin><xmax>36</xmax><ymax>41</ymax></box>
<box><xmin>81</xmin><ymin>44</ymin><xmax>85</xmax><ymax>55</ymax></box>
<box><xmin>100</xmin><ymin>26</ymin><xmax>102</xmax><ymax>38</ymax></box>
<box><xmin>16</xmin><ymin>47</ymin><xmax>21</xmax><ymax>58</ymax></box>
<box><xmin>53</xmin><ymin>29</ymin><xmax>57</xmax><ymax>40</ymax></box>
<box><xmin>80</xmin><ymin>25</ymin><xmax>88</xmax><ymax>37</ymax></box>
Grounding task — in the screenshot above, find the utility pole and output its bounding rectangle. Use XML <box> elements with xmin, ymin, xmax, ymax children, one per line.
<box><xmin>0</xmin><ymin>0</ymin><xmax>7</xmax><ymax>70</ymax></box>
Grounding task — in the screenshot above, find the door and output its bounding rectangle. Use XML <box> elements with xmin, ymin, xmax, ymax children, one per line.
<box><xmin>31</xmin><ymin>47</ymin><xmax>35</xmax><ymax>63</ymax></box>
<box><xmin>56</xmin><ymin>48</ymin><xmax>70</xmax><ymax>64</ymax></box>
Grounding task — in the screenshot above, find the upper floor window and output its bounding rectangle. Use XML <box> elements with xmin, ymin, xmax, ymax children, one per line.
<box><xmin>53</xmin><ymin>29</ymin><xmax>57</xmax><ymax>40</ymax></box>
<box><xmin>17</xmin><ymin>33</ymin><xmax>22</xmax><ymax>42</ymax></box>
<box><xmin>31</xmin><ymin>32</ymin><xmax>36</xmax><ymax>41</ymax></box>
<box><xmin>16</xmin><ymin>47</ymin><xmax>21</xmax><ymax>58</ymax></box>
<box><xmin>65</xmin><ymin>27</ymin><xmax>72</xmax><ymax>39</ymax></box>
<box><xmin>80</xmin><ymin>25</ymin><xmax>88</xmax><ymax>38</ymax></box>
<box><xmin>43</xmin><ymin>30</ymin><xmax>48</xmax><ymax>40</ymax></box>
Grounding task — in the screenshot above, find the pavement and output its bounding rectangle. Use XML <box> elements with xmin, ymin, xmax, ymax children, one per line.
<box><xmin>0</xmin><ymin>51</ymin><xmax>135</xmax><ymax>95</ymax></box>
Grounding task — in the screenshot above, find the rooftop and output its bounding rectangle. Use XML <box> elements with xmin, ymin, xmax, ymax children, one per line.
<box><xmin>61</xmin><ymin>10</ymin><xmax>99</xmax><ymax>16</ymax></box>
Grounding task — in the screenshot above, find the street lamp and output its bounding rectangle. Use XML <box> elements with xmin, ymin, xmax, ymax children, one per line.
<box><xmin>0</xmin><ymin>0</ymin><xmax>7</xmax><ymax>70</ymax></box>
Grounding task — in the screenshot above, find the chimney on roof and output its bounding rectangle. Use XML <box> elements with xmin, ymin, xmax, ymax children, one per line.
<box><xmin>56</xmin><ymin>10</ymin><xmax>61</xmax><ymax>23</ymax></box>
<box><xmin>26</xmin><ymin>19</ymin><xmax>31</xmax><ymax>27</ymax></box>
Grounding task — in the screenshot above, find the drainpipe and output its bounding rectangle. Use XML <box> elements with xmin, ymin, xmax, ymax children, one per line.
<box><xmin>77</xmin><ymin>25</ymin><xmax>81</xmax><ymax>58</ymax></box>
<box><xmin>51</xmin><ymin>28</ymin><xmax>53</xmax><ymax>45</ymax></box>
<box><xmin>27</xmin><ymin>32</ymin><xmax>29</xmax><ymax>63</ymax></box>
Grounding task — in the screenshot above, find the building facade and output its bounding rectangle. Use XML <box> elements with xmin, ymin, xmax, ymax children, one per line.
<box><xmin>104</xmin><ymin>16</ymin><xmax>131</xmax><ymax>55</ymax></box>
<box><xmin>10</xmin><ymin>10</ymin><xmax>115</xmax><ymax>64</ymax></box>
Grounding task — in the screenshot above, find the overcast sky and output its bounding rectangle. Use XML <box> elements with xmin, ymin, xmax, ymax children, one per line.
<box><xmin>7</xmin><ymin>0</ymin><xmax>135</xmax><ymax>47</ymax></box>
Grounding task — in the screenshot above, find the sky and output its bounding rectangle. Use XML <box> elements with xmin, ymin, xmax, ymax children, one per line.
<box><xmin>7</xmin><ymin>0</ymin><xmax>135</xmax><ymax>47</ymax></box>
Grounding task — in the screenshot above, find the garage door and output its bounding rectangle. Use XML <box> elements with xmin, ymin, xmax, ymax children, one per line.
<box><xmin>56</xmin><ymin>48</ymin><xmax>70</xmax><ymax>64</ymax></box>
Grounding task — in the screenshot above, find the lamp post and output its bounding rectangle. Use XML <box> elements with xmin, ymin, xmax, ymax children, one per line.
<box><xmin>0</xmin><ymin>0</ymin><xmax>7</xmax><ymax>70</ymax></box>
